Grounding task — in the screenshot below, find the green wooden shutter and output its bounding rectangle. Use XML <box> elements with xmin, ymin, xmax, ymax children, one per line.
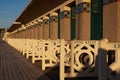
<box><xmin>91</xmin><ymin>0</ymin><xmax>103</xmax><ymax>40</ymax></box>
<box><xmin>70</xmin><ymin>6</ymin><xmax>76</xmax><ymax>40</ymax></box>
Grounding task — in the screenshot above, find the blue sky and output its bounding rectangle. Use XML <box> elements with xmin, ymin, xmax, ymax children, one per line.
<box><xmin>0</xmin><ymin>0</ymin><xmax>29</xmax><ymax>28</ymax></box>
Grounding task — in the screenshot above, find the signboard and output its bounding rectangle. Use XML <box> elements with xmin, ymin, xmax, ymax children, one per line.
<box><xmin>74</xmin><ymin>40</ymin><xmax>97</xmax><ymax>44</ymax></box>
<box><xmin>107</xmin><ymin>43</ymin><xmax>120</xmax><ymax>50</ymax></box>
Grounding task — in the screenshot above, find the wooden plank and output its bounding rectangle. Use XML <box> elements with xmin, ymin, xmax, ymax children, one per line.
<box><xmin>5</xmin><ymin>43</ymin><xmax>33</xmax><ymax>80</ymax></box>
<box><xmin>5</xmin><ymin>46</ymin><xmax>23</xmax><ymax>80</ymax></box>
<box><xmin>10</xmin><ymin>46</ymin><xmax>38</xmax><ymax>79</ymax></box>
<box><xmin>0</xmin><ymin>40</ymin><xmax>49</xmax><ymax>80</ymax></box>
<box><xmin>0</xmin><ymin>44</ymin><xmax>4</xmax><ymax>80</ymax></box>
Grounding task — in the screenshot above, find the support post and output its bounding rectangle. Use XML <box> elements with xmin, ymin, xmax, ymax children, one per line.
<box><xmin>38</xmin><ymin>19</ymin><xmax>43</xmax><ymax>39</ymax></box>
<box><xmin>60</xmin><ymin>6</ymin><xmax>70</xmax><ymax>40</ymax></box>
<box><xmin>76</xmin><ymin>0</ymin><xmax>90</xmax><ymax>40</ymax></box>
<box><xmin>60</xmin><ymin>39</ymin><xmax>65</xmax><ymax>80</ymax></box>
<box><xmin>50</xmin><ymin>12</ymin><xmax>58</xmax><ymax>40</ymax></box>
<box><xmin>43</xmin><ymin>16</ymin><xmax>49</xmax><ymax>40</ymax></box>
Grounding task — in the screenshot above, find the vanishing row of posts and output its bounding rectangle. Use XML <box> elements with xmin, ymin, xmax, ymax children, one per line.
<box><xmin>8</xmin><ymin>0</ymin><xmax>92</xmax><ymax>40</ymax></box>
<box><xmin>7</xmin><ymin>0</ymin><xmax>120</xmax><ymax>42</ymax></box>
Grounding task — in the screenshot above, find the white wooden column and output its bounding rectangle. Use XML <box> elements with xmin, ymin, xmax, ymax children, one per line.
<box><xmin>43</xmin><ymin>16</ymin><xmax>49</xmax><ymax>40</ymax></box>
<box><xmin>50</xmin><ymin>12</ymin><xmax>58</xmax><ymax>40</ymax></box>
<box><xmin>34</xmin><ymin>26</ymin><xmax>38</xmax><ymax>39</ymax></box>
<box><xmin>103</xmin><ymin>0</ymin><xmax>119</xmax><ymax>42</ymax></box>
<box><xmin>117</xmin><ymin>1</ymin><xmax>120</xmax><ymax>42</ymax></box>
<box><xmin>32</xmin><ymin>25</ymin><xmax>37</xmax><ymax>39</ymax></box>
<box><xmin>16</xmin><ymin>32</ymin><xmax>19</xmax><ymax>38</ymax></box>
<box><xmin>26</xmin><ymin>29</ymin><xmax>29</xmax><ymax>39</ymax></box>
<box><xmin>21</xmin><ymin>31</ymin><xmax>23</xmax><ymax>39</ymax></box>
<box><xmin>24</xmin><ymin>29</ymin><xmax>27</xmax><ymax>39</ymax></box>
<box><xmin>60</xmin><ymin>6</ymin><xmax>70</xmax><ymax>40</ymax></box>
<box><xmin>76</xmin><ymin>0</ymin><xmax>90</xmax><ymax>40</ymax></box>
<box><xmin>28</xmin><ymin>28</ymin><xmax>31</xmax><ymax>39</ymax></box>
<box><xmin>31</xmin><ymin>28</ymin><xmax>33</xmax><ymax>39</ymax></box>
<box><xmin>38</xmin><ymin>19</ymin><xmax>43</xmax><ymax>39</ymax></box>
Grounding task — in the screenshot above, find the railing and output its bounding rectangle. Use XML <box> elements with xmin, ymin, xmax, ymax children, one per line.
<box><xmin>6</xmin><ymin>38</ymin><xmax>120</xmax><ymax>80</ymax></box>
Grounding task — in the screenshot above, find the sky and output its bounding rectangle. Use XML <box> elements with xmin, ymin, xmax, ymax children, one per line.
<box><xmin>0</xmin><ymin>0</ymin><xmax>29</xmax><ymax>29</ymax></box>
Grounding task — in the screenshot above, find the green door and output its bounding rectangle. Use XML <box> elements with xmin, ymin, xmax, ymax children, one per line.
<box><xmin>91</xmin><ymin>0</ymin><xmax>103</xmax><ymax>40</ymax></box>
<box><xmin>70</xmin><ymin>6</ymin><xmax>76</xmax><ymax>40</ymax></box>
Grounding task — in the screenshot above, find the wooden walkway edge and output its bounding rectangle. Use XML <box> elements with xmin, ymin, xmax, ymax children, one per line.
<box><xmin>0</xmin><ymin>40</ymin><xmax>49</xmax><ymax>80</ymax></box>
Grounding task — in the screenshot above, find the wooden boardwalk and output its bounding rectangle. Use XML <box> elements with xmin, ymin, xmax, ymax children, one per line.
<box><xmin>0</xmin><ymin>40</ymin><xmax>49</xmax><ymax>80</ymax></box>
<box><xmin>0</xmin><ymin>40</ymin><xmax>98</xmax><ymax>80</ymax></box>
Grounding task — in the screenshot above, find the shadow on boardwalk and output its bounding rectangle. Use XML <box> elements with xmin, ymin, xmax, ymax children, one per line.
<box><xmin>37</xmin><ymin>48</ymin><xmax>120</xmax><ymax>80</ymax></box>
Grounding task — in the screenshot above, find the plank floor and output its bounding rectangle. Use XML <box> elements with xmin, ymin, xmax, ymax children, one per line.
<box><xmin>0</xmin><ymin>40</ymin><xmax>49</xmax><ymax>80</ymax></box>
